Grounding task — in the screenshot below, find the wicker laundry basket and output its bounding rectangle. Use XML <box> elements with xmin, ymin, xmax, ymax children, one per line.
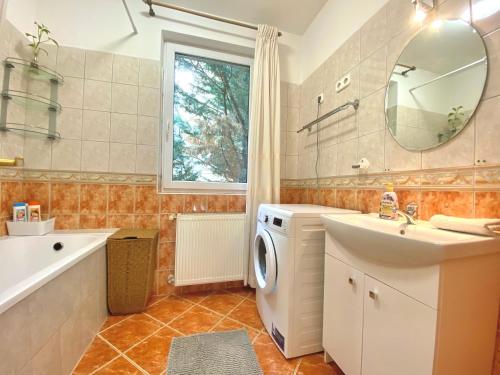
<box><xmin>107</xmin><ymin>228</ymin><xmax>159</xmax><ymax>315</ymax></box>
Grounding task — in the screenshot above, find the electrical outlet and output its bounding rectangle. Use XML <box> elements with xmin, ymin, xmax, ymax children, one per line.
<box><xmin>335</xmin><ymin>74</ymin><xmax>351</xmax><ymax>93</ymax></box>
<box><xmin>317</xmin><ymin>93</ymin><xmax>324</xmax><ymax>104</ymax></box>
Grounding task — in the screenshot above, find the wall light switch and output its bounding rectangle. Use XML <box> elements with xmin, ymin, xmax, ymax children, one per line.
<box><xmin>336</xmin><ymin>74</ymin><xmax>351</xmax><ymax>93</ymax></box>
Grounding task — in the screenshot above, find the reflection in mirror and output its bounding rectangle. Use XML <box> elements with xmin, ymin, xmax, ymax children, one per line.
<box><xmin>385</xmin><ymin>19</ymin><xmax>487</xmax><ymax>151</ymax></box>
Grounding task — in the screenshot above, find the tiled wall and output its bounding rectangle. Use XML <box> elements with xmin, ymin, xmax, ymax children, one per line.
<box><xmin>280</xmin><ymin>0</ymin><xmax>500</xmax><ymax>180</ymax></box>
<box><xmin>0</xmin><ymin>170</ymin><xmax>246</xmax><ymax>295</ymax></box>
<box><xmin>0</xmin><ymin>20</ymin><xmax>161</xmax><ymax>173</ymax></box>
<box><xmin>0</xmin><ymin>18</ymin><xmax>247</xmax><ymax>296</ymax></box>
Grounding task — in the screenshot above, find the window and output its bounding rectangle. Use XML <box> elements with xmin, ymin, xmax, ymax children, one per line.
<box><xmin>162</xmin><ymin>43</ymin><xmax>252</xmax><ymax>192</ymax></box>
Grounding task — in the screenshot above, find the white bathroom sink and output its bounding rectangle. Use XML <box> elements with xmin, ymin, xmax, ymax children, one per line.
<box><xmin>321</xmin><ymin>214</ymin><xmax>500</xmax><ymax>266</ymax></box>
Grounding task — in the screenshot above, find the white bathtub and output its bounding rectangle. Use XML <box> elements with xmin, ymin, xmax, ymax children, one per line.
<box><xmin>0</xmin><ymin>231</ymin><xmax>114</xmax><ymax>375</ymax></box>
<box><xmin>0</xmin><ymin>233</ymin><xmax>111</xmax><ymax>314</ymax></box>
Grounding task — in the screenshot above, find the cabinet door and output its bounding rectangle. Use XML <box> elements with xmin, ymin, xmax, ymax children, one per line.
<box><xmin>323</xmin><ymin>255</ymin><xmax>364</xmax><ymax>375</ymax></box>
<box><xmin>362</xmin><ymin>276</ymin><xmax>437</xmax><ymax>375</ymax></box>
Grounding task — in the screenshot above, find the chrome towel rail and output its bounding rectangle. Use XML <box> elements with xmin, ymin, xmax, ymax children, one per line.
<box><xmin>297</xmin><ymin>99</ymin><xmax>359</xmax><ymax>133</ymax></box>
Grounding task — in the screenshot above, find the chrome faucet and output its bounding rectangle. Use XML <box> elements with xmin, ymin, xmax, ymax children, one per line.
<box><xmin>396</xmin><ymin>202</ymin><xmax>419</xmax><ymax>225</ymax></box>
<box><xmin>396</xmin><ymin>210</ymin><xmax>417</xmax><ymax>225</ymax></box>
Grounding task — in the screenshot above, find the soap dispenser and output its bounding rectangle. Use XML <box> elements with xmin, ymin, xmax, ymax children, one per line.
<box><xmin>379</xmin><ymin>183</ymin><xmax>399</xmax><ymax>220</ymax></box>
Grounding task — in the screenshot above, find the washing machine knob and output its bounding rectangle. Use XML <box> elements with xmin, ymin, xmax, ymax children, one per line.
<box><xmin>264</xmin><ymin>215</ymin><xmax>269</xmax><ymax>223</ymax></box>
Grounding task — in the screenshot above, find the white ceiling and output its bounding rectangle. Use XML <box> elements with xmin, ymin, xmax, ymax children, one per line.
<box><xmin>160</xmin><ymin>0</ymin><xmax>328</xmax><ymax>35</ymax></box>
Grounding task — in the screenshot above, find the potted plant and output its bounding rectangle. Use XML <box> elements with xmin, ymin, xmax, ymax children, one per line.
<box><xmin>25</xmin><ymin>22</ymin><xmax>59</xmax><ymax>68</ymax></box>
<box><xmin>447</xmin><ymin>106</ymin><xmax>465</xmax><ymax>134</ymax></box>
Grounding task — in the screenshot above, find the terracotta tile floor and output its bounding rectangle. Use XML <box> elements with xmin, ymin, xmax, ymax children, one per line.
<box><xmin>73</xmin><ymin>287</ymin><xmax>344</xmax><ymax>375</ymax></box>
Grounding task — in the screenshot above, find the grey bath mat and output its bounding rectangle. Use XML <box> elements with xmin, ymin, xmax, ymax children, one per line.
<box><xmin>166</xmin><ymin>329</ymin><xmax>263</xmax><ymax>375</ymax></box>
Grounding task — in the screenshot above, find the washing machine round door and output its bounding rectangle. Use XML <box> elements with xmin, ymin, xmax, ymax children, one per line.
<box><xmin>254</xmin><ymin>226</ymin><xmax>277</xmax><ymax>294</ymax></box>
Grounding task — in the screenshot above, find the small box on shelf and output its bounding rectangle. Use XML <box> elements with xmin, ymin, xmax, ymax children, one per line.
<box><xmin>6</xmin><ymin>218</ymin><xmax>55</xmax><ymax>236</ymax></box>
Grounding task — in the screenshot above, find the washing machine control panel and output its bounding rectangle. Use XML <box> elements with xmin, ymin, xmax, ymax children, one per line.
<box><xmin>258</xmin><ymin>210</ymin><xmax>289</xmax><ymax>234</ymax></box>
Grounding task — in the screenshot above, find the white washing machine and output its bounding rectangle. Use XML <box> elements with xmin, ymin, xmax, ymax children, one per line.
<box><xmin>254</xmin><ymin>204</ymin><xmax>360</xmax><ymax>358</ymax></box>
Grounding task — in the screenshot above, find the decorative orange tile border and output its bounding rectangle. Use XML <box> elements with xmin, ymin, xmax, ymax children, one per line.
<box><xmin>281</xmin><ymin>165</ymin><xmax>500</xmax><ymax>220</ymax></box>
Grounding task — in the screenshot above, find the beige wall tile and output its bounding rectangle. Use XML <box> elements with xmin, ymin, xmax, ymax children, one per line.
<box><xmin>286</xmin><ymin>107</ymin><xmax>300</xmax><ymax>132</ymax></box>
<box><xmin>109</xmin><ymin>142</ymin><xmax>136</xmax><ymax>173</ymax></box>
<box><xmin>361</xmin><ymin>5</ymin><xmax>388</xmax><ymax>60</ymax></box>
<box><xmin>318</xmin><ymin>145</ymin><xmax>337</xmax><ymax>177</ymax></box>
<box><xmin>31</xmin><ymin>330</ymin><xmax>62</xmax><ymax>375</ymax></box>
<box><xmin>0</xmin><ymin>298</ymin><xmax>32</xmax><ymax>374</ymax></box>
<box><xmin>82</xmin><ymin>110</ymin><xmax>110</xmax><ymax>141</ymax></box>
<box><xmin>0</xmin><ymin>132</ymin><xmax>24</xmax><ymax>159</ymax></box>
<box><xmin>437</xmin><ymin>0</ymin><xmax>471</xmax><ymax>21</ymax></box>
<box><xmin>23</xmin><ymin>138</ymin><xmax>52</xmax><ymax>169</ymax></box>
<box><xmin>57</xmin><ymin>46</ymin><xmax>85</xmax><ymax>78</ymax></box>
<box><xmin>358</xmin><ymin>130</ymin><xmax>385</xmax><ymax>173</ymax></box>
<box><xmin>83</xmin><ymin>80</ymin><xmax>111</xmax><ymax>111</ymax></box>
<box><xmin>422</xmin><ymin>120</ymin><xmax>475</xmax><ymax>169</ymax></box>
<box><xmin>112</xmin><ymin>54</ymin><xmax>139</xmax><ymax>85</ymax></box>
<box><xmin>82</xmin><ymin>140</ymin><xmax>109</xmax><ymax>172</ymax></box>
<box><xmin>110</xmin><ymin>113</ymin><xmax>137</xmax><ymax>143</ymax></box>
<box><xmin>387</xmin><ymin>0</ymin><xmax>419</xmax><ymax>39</ymax></box>
<box><xmin>51</xmin><ymin>139</ymin><xmax>82</xmax><ymax>171</ymax></box>
<box><xmin>139</xmin><ymin>58</ymin><xmax>161</xmax><ymax>88</ymax></box>
<box><xmin>472</xmin><ymin>0</ymin><xmax>500</xmax><ymax>35</ymax></box>
<box><xmin>483</xmin><ymin>29</ymin><xmax>500</xmax><ymax>99</ymax></box>
<box><xmin>337</xmin><ymin>138</ymin><xmax>358</xmax><ymax>176</ymax></box>
<box><xmin>59</xmin><ymin>77</ymin><xmax>84</xmax><ymax>108</ymax></box>
<box><xmin>58</xmin><ymin>108</ymin><xmax>83</xmax><ymax>140</ymax></box>
<box><xmin>338</xmin><ymin>31</ymin><xmax>360</xmax><ymax>76</ymax></box>
<box><xmin>358</xmin><ymin>87</ymin><xmax>386</xmax><ymax>136</ymax></box>
<box><xmin>285</xmin><ymin>155</ymin><xmax>298</xmax><ymax>179</ymax></box>
<box><xmin>85</xmin><ymin>50</ymin><xmax>113</xmax><ymax>81</ymax></box>
<box><xmin>136</xmin><ymin>144</ymin><xmax>157</xmax><ymax>174</ymax></box>
<box><xmin>138</xmin><ymin>87</ymin><xmax>160</xmax><ymax>116</ymax></box>
<box><xmin>280</xmin><ymin>81</ymin><xmax>288</xmax><ymax>107</ymax></box>
<box><xmin>280</xmin><ymin>105</ymin><xmax>288</xmax><ymax>132</ymax></box>
<box><xmin>288</xmin><ymin>83</ymin><xmax>300</xmax><ymax>109</ymax></box>
<box><xmin>286</xmin><ymin>131</ymin><xmax>298</xmax><ymax>155</ymax></box>
<box><xmin>385</xmin><ymin>129</ymin><xmax>422</xmax><ymax>171</ymax></box>
<box><xmin>475</xmin><ymin>95</ymin><xmax>500</xmax><ymax>164</ymax></box>
<box><xmin>112</xmin><ymin>83</ymin><xmax>138</xmax><ymax>114</ymax></box>
<box><xmin>60</xmin><ymin>314</ymin><xmax>82</xmax><ymax>375</ymax></box>
<box><xmin>359</xmin><ymin>46</ymin><xmax>387</xmax><ymax>98</ymax></box>
<box><xmin>137</xmin><ymin>116</ymin><xmax>159</xmax><ymax>145</ymax></box>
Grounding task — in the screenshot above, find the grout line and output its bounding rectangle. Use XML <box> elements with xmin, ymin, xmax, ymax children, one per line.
<box><xmin>80</xmin><ymin>288</ymin><xmax>257</xmax><ymax>374</ymax></box>
<box><xmin>119</xmin><ymin>354</ymin><xmax>149</xmax><ymax>374</ymax></box>
<box><xmin>88</xmin><ymin>353</ymin><xmax>121</xmax><ymax>375</ymax></box>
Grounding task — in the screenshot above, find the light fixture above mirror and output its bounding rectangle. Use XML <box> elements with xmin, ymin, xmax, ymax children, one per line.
<box><xmin>411</xmin><ymin>0</ymin><xmax>434</xmax><ymax>21</ymax></box>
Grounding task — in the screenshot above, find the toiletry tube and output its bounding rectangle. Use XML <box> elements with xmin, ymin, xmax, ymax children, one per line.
<box><xmin>28</xmin><ymin>201</ymin><xmax>41</xmax><ymax>222</ymax></box>
<box><xmin>13</xmin><ymin>202</ymin><xmax>28</xmax><ymax>222</ymax></box>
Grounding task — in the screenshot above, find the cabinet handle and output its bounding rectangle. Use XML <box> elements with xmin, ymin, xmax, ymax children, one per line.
<box><xmin>369</xmin><ymin>290</ymin><xmax>377</xmax><ymax>300</ymax></box>
<box><xmin>348</xmin><ymin>277</ymin><xmax>355</xmax><ymax>285</ymax></box>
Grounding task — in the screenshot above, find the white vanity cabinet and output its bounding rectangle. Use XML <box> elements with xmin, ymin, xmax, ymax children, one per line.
<box><xmin>323</xmin><ymin>255</ymin><xmax>364</xmax><ymax>375</ymax></box>
<box><xmin>323</xmin><ymin>232</ymin><xmax>500</xmax><ymax>375</ymax></box>
<box><xmin>361</xmin><ymin>274</ymin><xmax>436</xmax><ymax>375</ymax></box>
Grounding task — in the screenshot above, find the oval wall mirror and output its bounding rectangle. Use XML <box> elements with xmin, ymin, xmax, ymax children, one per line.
<box><xmin>385</xmin><ymin>19</ymin><xmax>487</xmax><ymax>151</ymax></box>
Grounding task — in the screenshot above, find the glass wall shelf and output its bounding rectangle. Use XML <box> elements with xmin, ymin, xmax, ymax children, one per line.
<box><xmin>1</xmin><ymin>90</ymin><xmax>62</xmax><ymax>112</ymax></box>
<box><xmin>0</xmin><ymin>122</ymin><xmax>60</xmax><ymax>139</ymax></box>
<box><xmin>4</xmin><ymin>57</ymin><xmax>64</xmax><ymax>84</ymax></box>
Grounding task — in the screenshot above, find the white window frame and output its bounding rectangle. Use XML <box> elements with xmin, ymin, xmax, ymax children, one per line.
<box><xmin>161</xmin><ymin>42</ymin><xmax>253</xmax><ymax>193</ymax></box>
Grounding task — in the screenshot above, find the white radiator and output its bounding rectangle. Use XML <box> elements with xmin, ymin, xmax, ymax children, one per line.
<box><xmin>175</xmin><ymin>213</ymin><xmax>246</xmax><ymax>286</ymax></box>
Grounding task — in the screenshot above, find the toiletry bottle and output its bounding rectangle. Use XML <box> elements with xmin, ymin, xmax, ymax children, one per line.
<box><xmin>28</xmin><ymin>201</ymin><xmax>41</xmax><ymax>222</ymax></box>
<box><xmin>379</xmin><ymin>183</ymin><xmax>399</xmax><ymax>220</ymax></box>
<box><xmin>13</xmin><ymin>202</ymin><xmax>28</xmax><ymax>222</ymax></box>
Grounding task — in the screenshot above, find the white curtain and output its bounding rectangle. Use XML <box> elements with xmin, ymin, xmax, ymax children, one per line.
<box><xmin>245</xmin><ymin>25</ymin><xmax>281</xmax><ymax>287</ymax></box>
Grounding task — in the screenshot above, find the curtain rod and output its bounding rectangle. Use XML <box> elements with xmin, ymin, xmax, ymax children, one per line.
<box><xmin>143</xmin><ymin>0</ymin><xmax>283</xmax><ymax>37</ymax></box>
